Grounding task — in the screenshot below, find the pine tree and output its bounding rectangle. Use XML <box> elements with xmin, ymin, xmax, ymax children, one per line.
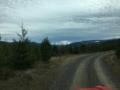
<box><xmin>116</xmin><ymin>39</ymin><xmax>120</xmax><ymax>58</ymax></box>
<box><xmin>40</xmin><ymin>38</ymin><xmax>52</xmax><ymax>62</ymax></box>
<box><xmin>12</xmin><ymin>24</ymin><xmax>32</xmax><ymax>70</ymax></box>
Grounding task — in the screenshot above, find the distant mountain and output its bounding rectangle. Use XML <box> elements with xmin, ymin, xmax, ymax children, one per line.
<box><xmin>69</xmin><ymin>40</ymin><xmax>100</xmax><ymax>46</ymax></box>
<box><xmin>0</xmin><ymin>38</ymin><xmax>119</xmax><ymax>49</ymax></box>
<box><xmin>69</xmin><ymin>39</ymin><xmax>120</xmax><ymax>48</ymax></box>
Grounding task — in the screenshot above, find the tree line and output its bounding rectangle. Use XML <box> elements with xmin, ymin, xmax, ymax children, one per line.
<box><xmin>116</xmin><ymin>39</ymin><xmax>120</xmax><ymax>59</ymax></box>
<box><xmin>0</xmin><ymin>26</ymin><xmax>52</xmax><ymax>72</ymax></box>
<box><xmin>0</xmin><ymin>25</ymin><xmax>120</xmax><ymax>73</ymax></box>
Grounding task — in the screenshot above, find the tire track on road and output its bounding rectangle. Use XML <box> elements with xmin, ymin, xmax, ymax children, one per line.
<box><xmin>53</xmin><ymin>54</ymin><xmax>92</xmax><ymax>90</ymax></box>
<box><xmin>94</xmin><ymin>55</ymin><xmax>118</xmax><ymax>90</ymax></box>
<box><xmin>85</xmin><ymin>58</ymin><xmax>101</xmax><ymax>87</ymax></box>
<box><xmin>53</xmin><ymin>52</ymin><xmax>118</xmax><ymax>90</ymax></box>
<box><xmin>71</xmin><ymin>53</ymin><xmax>118</xmax><ymax>90</ymax></box>
<box><xmin>70</xmin><ymin>53</ymin><xmax>100</xmax><ymax>90</ymax></box>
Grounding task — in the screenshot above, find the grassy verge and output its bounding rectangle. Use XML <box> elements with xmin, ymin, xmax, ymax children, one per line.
<box><xmin>0</xmin><ymin>55</ymin><xmax>79</xmax><ymax>90</ymax></box>
<box><xmin>103</xmin><ymin>53</ymin><xmax>120</xmax><ymax>80</ymax></box>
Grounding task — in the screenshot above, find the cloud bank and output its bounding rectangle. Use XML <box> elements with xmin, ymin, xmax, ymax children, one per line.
<box><xmin>0</xmin><ymin>0</ymin><xmax>120</xmax><ymax>43</ymax></box>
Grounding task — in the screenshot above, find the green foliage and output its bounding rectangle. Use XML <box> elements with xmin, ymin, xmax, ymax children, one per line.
<box><xmin>12</xmin><ymin>42</ymin><xmax>33</xmax><ymax>70</ymax></box>
<box><xmin>0</xmin><ymin>45</ymin><xmax>9</xmax><ymax>68</ymax></box>
<box><xmin>40</xmin><ymin>38</ymin><xmax>52</xmax><ymax>62</ymax></box>
<box><xmin>116</xmin><ymin>39</ymin><xmax>120</xmax><ymax>58</ymax></box>
<box><xmin>12</xmin><ymin>26</ymin><xmax>33</xmax><ymax>70</ymax></box>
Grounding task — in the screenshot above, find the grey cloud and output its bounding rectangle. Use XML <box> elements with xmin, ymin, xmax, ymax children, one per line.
<box><xmin>0</xmin><ymin>0</ymin><xmax>120</xmax><ymax>43</ymax></box>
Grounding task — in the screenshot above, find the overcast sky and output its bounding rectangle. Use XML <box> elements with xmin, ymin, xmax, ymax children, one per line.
<box><xmin>0</xmin><ymin>0</ymin><xmax>120</xmax><ymax>44</ymax></box>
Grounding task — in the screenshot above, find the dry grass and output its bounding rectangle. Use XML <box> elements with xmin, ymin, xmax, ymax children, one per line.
<box><xmin>0</xmin><ymin>55</ymin><xmax>79</xmax><ymax>90</ymax></box>
<box><xmin>103</xmin><ymin>53</ymin><xmax>120</xmax><ymax>79</ymax></box>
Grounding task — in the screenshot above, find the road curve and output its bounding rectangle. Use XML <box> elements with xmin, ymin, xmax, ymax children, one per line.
<box><xmin>53</xmin><ymin>52</ymin><xmax>118</xmax><ymax>90</ymax></box>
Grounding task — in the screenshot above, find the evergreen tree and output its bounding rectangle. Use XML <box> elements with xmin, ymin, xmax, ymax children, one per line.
<box><xmin>40</xmin><ymin>38</ymin><xmax>52</xmax><ymax>62</ymax></box>
<box><xmin>12</xmin><ymin>24</ymin><xmax>32</xmax><ymax>70</ymax></box>
<box><xmin>116</xmin><ymin>39</ymin><xmax>120</xmax><ymax>58</ymax></box>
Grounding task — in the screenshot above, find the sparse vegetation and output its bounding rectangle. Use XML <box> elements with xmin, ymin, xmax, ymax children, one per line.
<box><xmin>104</xmin><ymin>53</ymin><xmax>120</xmax><ymax>80</ymax></box>
<box><xmin>0</xmin><ymin>53</ymin><xmax>78</xmax><ymax>90</ymax></box>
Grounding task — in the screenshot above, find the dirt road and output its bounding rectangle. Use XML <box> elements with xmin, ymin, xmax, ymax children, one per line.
<box><xmin>53</xmin><ymin>52</ymin><xmax>118</xmax><ymax>90</ymax></box>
